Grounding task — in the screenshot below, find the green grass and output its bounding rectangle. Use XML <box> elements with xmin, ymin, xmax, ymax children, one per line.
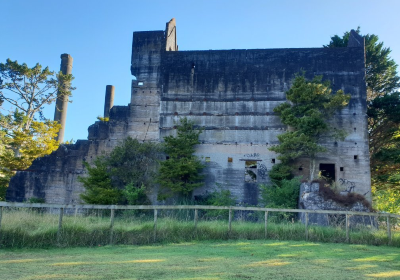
<box><xmin>1</xmin><ymin>209</ymin><xmax>399</xmax><ymax>248</ymax></box>
<box><xmin>1</xmin><ymin>240</ymin><xmax>400</xmax><ymax>280</ymax></box>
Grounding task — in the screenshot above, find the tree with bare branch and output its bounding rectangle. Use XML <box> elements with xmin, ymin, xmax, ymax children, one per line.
<box><xmin>0</xmin><ymin>59</ymin><xmax>75</xmax><ymax>199</ymax></box>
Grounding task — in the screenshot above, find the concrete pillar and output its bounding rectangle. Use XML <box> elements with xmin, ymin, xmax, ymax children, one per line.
<box><xmin>54</xmin><ymin>53</ymin><xmax>73</xmax><ymax>143</ymax></box>
<box><xmin>104</xmin><ymin>85</ymin><xmax>115</xmax><ymax>118</ymax></box>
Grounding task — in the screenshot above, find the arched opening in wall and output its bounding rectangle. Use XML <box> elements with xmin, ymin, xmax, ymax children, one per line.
<box><xmin>245</xmin><ymin>161</ymin><xmax>257</xmax><ymax>182</ymax></box>
<box><xmin>319</xmin><ymin>163</ymin><xmax>335</xmax><ymax>182</ymax></box>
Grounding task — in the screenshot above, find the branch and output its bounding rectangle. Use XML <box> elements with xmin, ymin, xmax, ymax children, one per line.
<box><xmin>0</xmin><ymin>95</ymin><xmax>26</xmax><ymax>112</ymax></box>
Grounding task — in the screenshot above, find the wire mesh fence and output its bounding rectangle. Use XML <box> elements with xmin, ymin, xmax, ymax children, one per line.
<box><xmin>0</xmin><ymin>202</ymin><xmax>399</xmax><ymax>248</ymax></box>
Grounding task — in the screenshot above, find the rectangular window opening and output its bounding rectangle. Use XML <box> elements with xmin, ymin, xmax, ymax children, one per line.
<box><xmin>319</xmin><ymin>163</ymin><xmax>336</xmax><ymax>182</ymax></box>
<box><xmin>138</xmin><ymin>81</ymin><xmax>144</xmax><ymax>86</ymax></box>
<box><xmin>205</xmin><ymin>157</ymin><xmax>211</xmax><ymax>162</ymax></box>
<box><xmin>354</xmin><ymin>155</ymin><xmax>358</xmax><ymax>160</ymax></box>
<box><xmin>271</xmin><ymin>158</ymin><xmax>276</xmax><ymax>164</ymax></box>
<box><xmin>228</xmin><ymin>157</ymin><xmax>233</xmax><ymax>163</ymax></box>
<box><xmin>340</xmin><ymin>167</ymin><xmax>344</xmax><ymax>171</ymax></box>
<box><xmin>245</xmin><ymin>160</ymin><xmax>257</xmax><ymax>182</ymax></box>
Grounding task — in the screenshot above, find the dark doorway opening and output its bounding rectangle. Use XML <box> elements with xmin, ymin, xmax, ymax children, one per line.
<box><xmin>319</xmin><ymin>164</ymin><xmax>335</xmax><ymax>182</ymax></box>
<box><xmin>245</xmin><ymin>161</ymin><xmax>257</xmax><ymax>182</ymax></box>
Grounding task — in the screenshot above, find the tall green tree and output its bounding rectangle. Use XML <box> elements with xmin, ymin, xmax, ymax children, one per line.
<box><xmin>269</xmin><ymin>74</ymin><xmax>350</xmax><ymax>180</ymax></box>
<box><xmin>0</xmin><ymin>59</ymin><xmax>75</xmax><ymax>199</ymax></box>
<box><xmin>157</xmin><ymin>118</ymin><xmax>204</xmax><ymax>199</ymax></box>
<box><xmin>325</xmin><ymin>28</ymin><xmax>399</xmax><ymax>100</ymax></box>
<box><xmin>79</xmin><ymin>157</ymin><xmax>122</xmax><ymax>205</ymax></box>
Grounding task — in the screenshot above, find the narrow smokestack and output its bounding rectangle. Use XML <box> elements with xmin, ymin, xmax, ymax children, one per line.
<box><xmin>54</xmin><ymin>53</ymin><xmax>73</xmax><ymax>143</ymax></box>
<box><xmin>104</xmin><ymin>85</ymin><xmax>115</xmax><ymax>118</ymax></box>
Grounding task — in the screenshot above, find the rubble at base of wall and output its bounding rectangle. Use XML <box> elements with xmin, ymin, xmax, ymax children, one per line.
<box><xmin>298</xmin><ymin>182</ymin><xmax>376</xmax><ymax>228</ymax></box>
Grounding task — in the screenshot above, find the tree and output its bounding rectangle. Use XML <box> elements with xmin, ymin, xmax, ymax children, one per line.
<box><xmin>269</xmin><ymin>74</ymin><xmax>350</xmax><ymax>180</ymax></box>
<box><xmin>106</xmin><ymin>137</ymin><xmax>162</xmax><ymax>190</ymax></box>
<box><xmin>325</xmin><ymin>28</ymin><xmax>399</xmax><ymax>100</ymax></box>
<box><xmin>368</xmin><ymin>92</ymin><xmax>400</xmax><ymax>158</ymax></box>
<box><xmin>0</xmin><ymin>59</ymin><xmax>74</xmax><ymax>129</ymax></box>
<box><xmin>0</xmin><ymin>59</ymin><xmax>75</xmax><ymax>199</ymax></box>
<box><xmin>0</xmin><ymin>111</ymin><xmax>61</xmax><ymax>200</ymax></box>
<box><xmin>79</xmin><ymin>158</ymin><xmax>122</xmax><ymax>205</ymax></box>
<box><xmin>157</xmin><ymin>118</ymin><xmax>204</xmax><ymax>199</ymax></box>
<box><xmin>79</xmin><ymin>137</ymin><xmax>161</xmax><ymax>205</ymax></box>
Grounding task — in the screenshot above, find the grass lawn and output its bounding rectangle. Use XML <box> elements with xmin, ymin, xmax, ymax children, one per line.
<box><xmin>0</xmin><ymin>240</ymin><xmax>399</xmax><ymax>280</ymax></box>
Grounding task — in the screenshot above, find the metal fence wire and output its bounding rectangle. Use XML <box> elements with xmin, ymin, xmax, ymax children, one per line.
<box><xmin>0</xmin><ymin>202</ymin><xmax>398</xmax><ymax>247</ymax></box>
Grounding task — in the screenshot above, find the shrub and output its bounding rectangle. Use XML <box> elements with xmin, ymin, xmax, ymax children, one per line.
<box><xmin>318</xmin><ymin>185</ymin><xmax>373</xmax><ymax>211</ymax></box>
<box><xmin>28</xmin><ymin>197</ymin><xmax>46</xmax><ymax>203</ymax></box>
<box><xmin>123</xmin><ymin>183</ymin><xmax>150</xmax><ymax>205</ymax></box>
<box><xmin>268</xmin><ymin>163</ymin><xmax>293</xmax><ymax>185</ymax></box>
<box><xmin>202</xmin><ymin>186</ymin><xmax>236</xmax><ymax>219</ymax></box>
<box><xmin>260</xmin><ymin>177</ymin><xmax>301</xmax><ymax>209</ymax></box>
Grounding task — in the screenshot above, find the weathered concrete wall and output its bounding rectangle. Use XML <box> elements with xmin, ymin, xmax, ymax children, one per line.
<box><xmin>165</xmin><ymin>18</ymin><xmax>177</xmax><ymax>52</ymax></box>
<box><xmin>7</xmin><ymin>21</ymin><xmax>371</xmax><ymax>206</ymax></box>
<box><xmin>158</xmin><ymin>42</ymin><xmax>369</xmax><ymax>203</ymax></box>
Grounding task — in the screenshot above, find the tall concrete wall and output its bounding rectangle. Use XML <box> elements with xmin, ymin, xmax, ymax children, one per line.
<box><xmin>157</xmin><ymin>45</ymin><xmax>369</xmax><ymax>201</ymax></box>
<box><xmin>7</xmin><ymin>20</ymin><xmax>371</xmax><ymax>205</ymax></box>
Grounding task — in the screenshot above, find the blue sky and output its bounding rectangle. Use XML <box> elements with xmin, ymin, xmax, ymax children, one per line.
<box><xmin>1</xmin><ymin>0</ymin><xmax>399</xmax><ymax>141</ymax></box>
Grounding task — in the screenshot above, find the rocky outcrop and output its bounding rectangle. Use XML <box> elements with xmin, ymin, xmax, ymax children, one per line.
<box><xmin>299</xmin><ymin>182</ymin><xmax>375</xmax><ymax>227</ymax></box>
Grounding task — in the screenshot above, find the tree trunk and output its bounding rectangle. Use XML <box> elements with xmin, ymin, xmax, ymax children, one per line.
<box><xmin>309</xmin><ymin>158</ymin><xmax>316</xmax><ymax>181</ymax></box>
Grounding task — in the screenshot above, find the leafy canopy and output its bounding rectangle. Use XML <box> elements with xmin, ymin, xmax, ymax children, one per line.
<box><xmin>0</xmin><ymin>59</ymin><xmax>75</xmax><ymax>129</ymax></box>
<box><xmin>325</xmin><ymin>28</ymin><xmax>399</xmax><ymax>99</ymax></box>
<box><xmin>79</xmin><ymin>137</ymin><xmax>161</xmax><ymax>205</ymax></box>
<box><xmin>0</xmin><ymin>59</ymin><xmax>75</xmax><ymax>199</ymax></box>
<box><xmin>260</xmin><ymin>178</ymin><xmax>301</xmax><ymax>209</ymax></box>
<box><xmin>157</xmin><ymin>118</ymin><xmax>204</xmax><ymax>199</ymax></box>
<box><xmin>270</xmin><ymin>74</ymin><xmax>350</xmax><ymax>180</ymax></box>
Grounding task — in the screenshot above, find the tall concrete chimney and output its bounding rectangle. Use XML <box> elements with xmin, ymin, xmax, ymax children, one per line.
<box><xmin>104</xmin><ymin>85</ymin><xmax>115</xmax><ymax>118</ymax></box>
<box><xmin>54</xmin><ymin>53</ymin><xmax>73</xmax><ymax>143</ymax></box>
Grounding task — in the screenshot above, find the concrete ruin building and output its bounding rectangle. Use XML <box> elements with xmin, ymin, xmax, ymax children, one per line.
<box><xmin>6</xmin><ymin>19</ymin><xmax>371</xmax><ymax>205</ymax></box>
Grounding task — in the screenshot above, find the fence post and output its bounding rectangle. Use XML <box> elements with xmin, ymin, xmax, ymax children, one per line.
<box><xmin>305</xmin><ymin>212</ymin><xmax>309</xmax><ymax>241</ymax></box>
<box><xmin>264</xmin><ymin>211</ymin><xmax>269</xmax><ymax>239</ymax></box>
<box><xmin>154</xmin><ymin>209</ymin><xmax>158</xmax><ymax>242</ymax></box>
<box><xmin>194</xmin><ymin>208</ymin><xmax>198</xmax><ymax>230</ymax></box>
<box><xmin>387</xmin><ymin>215</ymin><xmax>392</xmax><ymax>245</ymax></box>
<box><xmin>345</xmin><ymin>214</ymin><xmax>349</xmax><ymax>243</ymax></box>
<box><xmin>109</xmin><ymin>208</ymin><xmax>115</xmax><ymax>245</ymax></box>
<box><xmin>0</xmin><ymin>206</ymin><xmax>3</xmax><ymax>241</ymax></box>
<box><xmin>228</xmin><ymin>208</ymin><xmax>232</xmax><ymax>234</ymax></box>
<box><xmin>57</xmin><ymin>208</ymin><xmax>64</xmax><ymax>245</ymax></box>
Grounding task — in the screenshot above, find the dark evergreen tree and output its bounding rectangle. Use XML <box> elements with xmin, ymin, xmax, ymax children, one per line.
<box><xmin>269</xmin><ymin>74</ymin><xmax>350</xmax><ymax>180</ymax></box>
<box><xmin>157</xmin><ymin>118</ymin><xmax>204</xmax><ymax>199</ymax></box>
